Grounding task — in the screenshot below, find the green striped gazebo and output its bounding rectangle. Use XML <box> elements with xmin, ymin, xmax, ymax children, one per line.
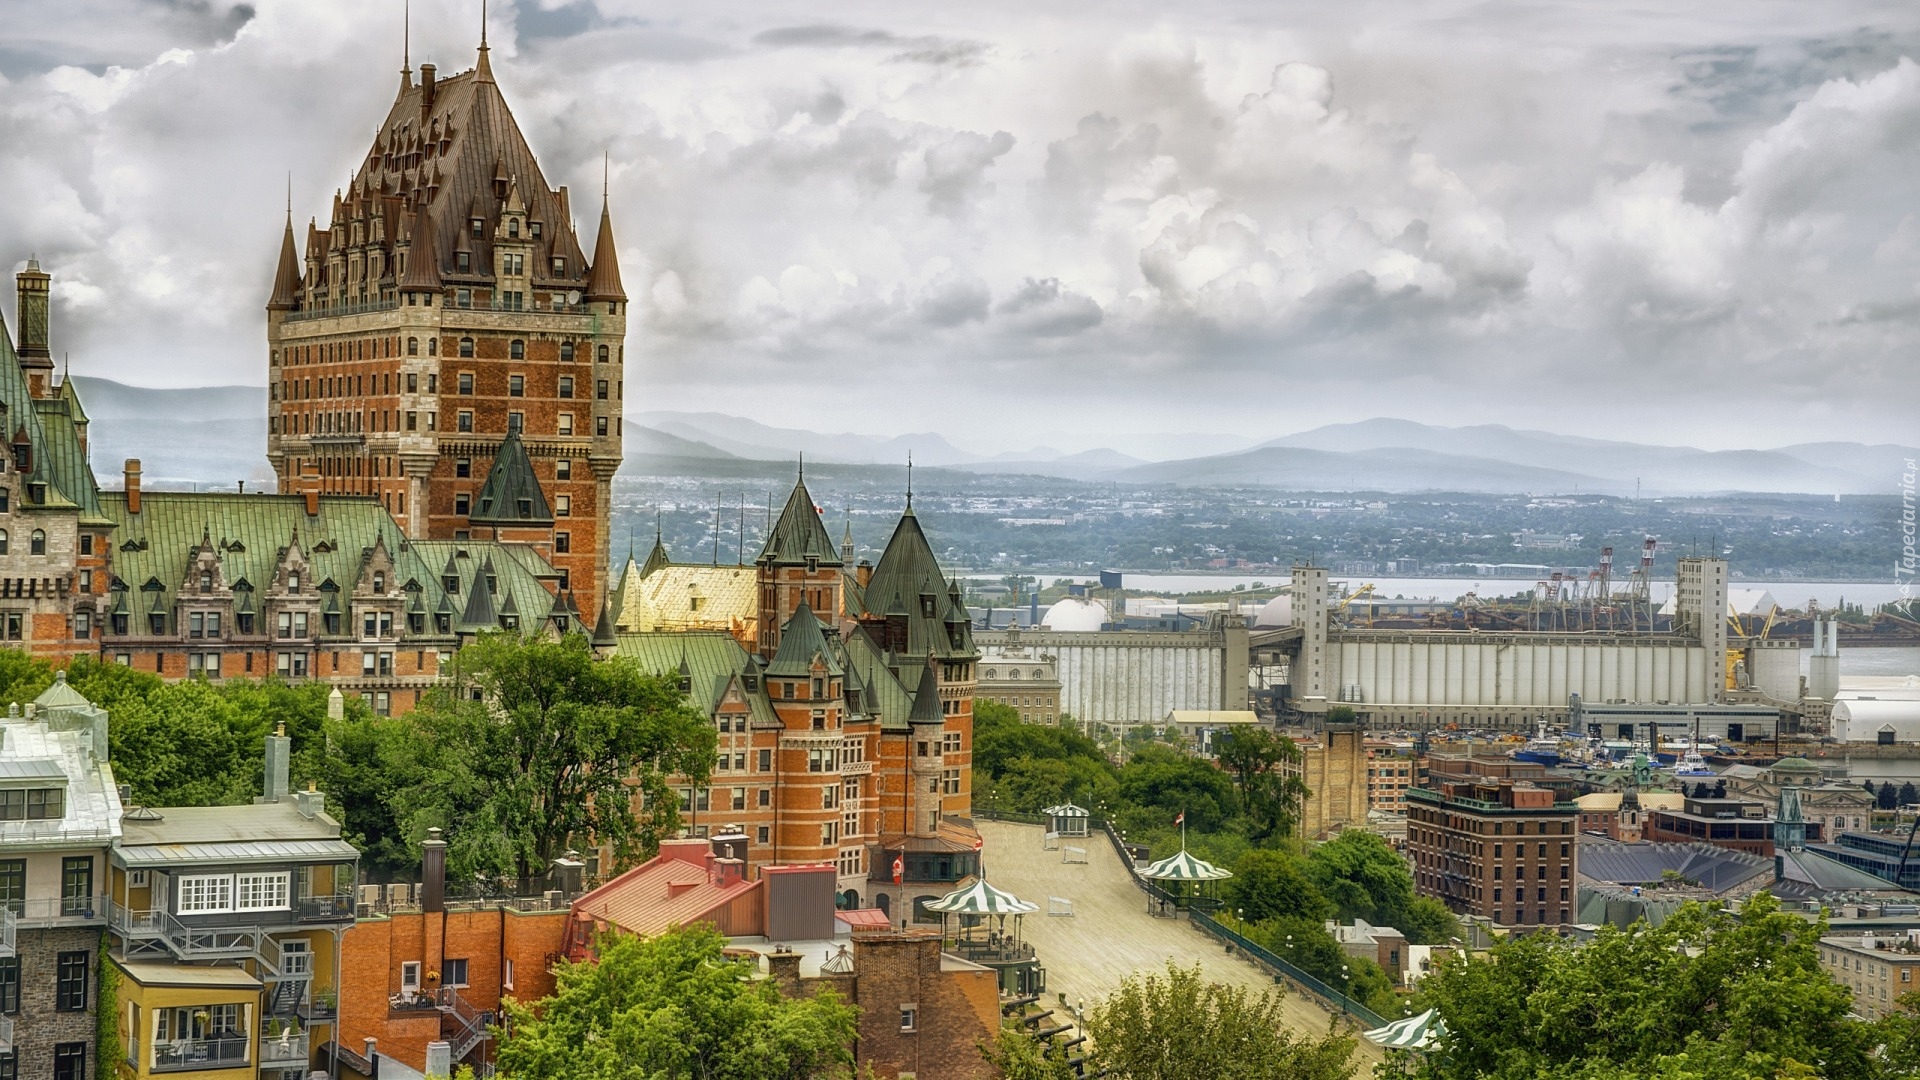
<box><xmin>1140</xmin><ymin>849</ymin><xmax>1232</xmax><ymax>914</ymax></box>
<box><xmin>1364</xmin><ymin>1007</ymin><xmax>1445</xmax><ymax>1051</ymax></box>
<box><xmin>925</xmin><ymin>879</ymin><xmax>1040</xmax><ymax>916</ymax></box>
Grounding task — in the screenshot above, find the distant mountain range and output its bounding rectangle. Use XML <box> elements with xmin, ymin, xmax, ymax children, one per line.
<box><xmin>59</xmin><ymin>378</ymin><xmax>1915</xmax><ymax>496</ymax></box>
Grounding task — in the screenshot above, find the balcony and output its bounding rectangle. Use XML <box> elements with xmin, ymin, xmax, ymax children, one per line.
<box><xmin>260</xmin><ymin>1027</ymin><xmax>311</xmax><ymax>1068</ymax></box>
<box><xmin>6</xmin><ymin>894</ymin><xmax>107</xmax><ymax>928</ymax></box>
<box><xmin>152</xmin><ymin>1035</ymin><xmax>249</xmax><ymax>1072</ymax></box>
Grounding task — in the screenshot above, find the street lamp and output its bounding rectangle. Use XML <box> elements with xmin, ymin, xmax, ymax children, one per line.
<box><xmin>1341</xmin><ymin>965</ymin><xmax>1350</xmax><ymax>1015</ymax></box>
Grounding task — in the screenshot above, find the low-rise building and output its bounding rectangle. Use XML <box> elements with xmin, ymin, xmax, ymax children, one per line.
<box><xmin>1326</xmin><ymin>918</ymin><xmax>1408</xmax><ymax>984</ymax></box>
<box><xmin>978</xmin><ymin>642</ymin><xmax>1061</xmax><ymax>725</ymax></box>
<box><xmin>1818</xmin><ymin>931</ymin><xmax>1920</xmax><ymax>1020</ymax></box>
<box><xmin>1365</xmin><ymin>740</ymin><xmax>1423</xmax><ymax>813</ymax></box>
<box><xmin>1574</xmin><ymin>790</ymin><xmax>1685</xmax><ymax>842</ymax></box>
<box><xmin>0</xmin><ymin>673</ymin><xmax>123</xmax><ymax>1080</ymax></box>
<box><xmin>1408</xmin><ymin>779</ymin><xmax>1578</xmax><ymax>928</ymax></box>
<box><xmin>1642</xmin><ymin>796</ymin><xmax>1776</xmax><ymax>857</ymax></box>
<box><xmin>105</xmin><ymin>728</ymin><xmax>358</xmax><ymax>1080</ymax></box>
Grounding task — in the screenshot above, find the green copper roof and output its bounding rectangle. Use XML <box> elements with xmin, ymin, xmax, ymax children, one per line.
<box><xmin>0</xmin><ymin>315</ymin><xmax>107</xmax><ymax>525</ymax></box>
<box><xmin>766</xmin><ymin>602</ymin><xmax>843</xmax><ymax>678</ymax></box>
<box><xmin>469</xmin><ymin>432</ymin><xmax>552</xmax><ymax>527</ymax></box>
<box><xmin>456</xmin><ymin>556</ymin><xmax>501</xmax><ymax>631</ymax></box>
<box><xmin>908</xmin><ymin>659</ymin><xmax>943</xmax><ymax>724</ymax></box>
<box><xmin>616</xmin><ymin>631</ymin><xmax>778</xmax><ymax>727</ymax></box>
<box><xmin>861</xmin><ymin>506</ymin><xmax>977</xmax><ymax>662</ymax></box>
<box><xmin>841</xmin><ymin>628</ymin><xmax>914</xmax><ymax>730</ymax></box>
<box><xmin>756</xmin><ymin>477</ymin><xmax>840</xmax><ymax>567</ymax></box>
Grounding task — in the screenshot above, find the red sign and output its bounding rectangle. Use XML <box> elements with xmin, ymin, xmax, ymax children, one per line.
<box><xmin>892</xmin><ymin>856</ymin><xmax>904</xmax><ymax>885</ymax></box>
<box><xmin>974</xmin><ymin>835</ymin><xmax>984</xmax><ymax>851</ymax></box>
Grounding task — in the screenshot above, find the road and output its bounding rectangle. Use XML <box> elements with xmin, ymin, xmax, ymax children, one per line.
<box><xmin>978</xmin><ymin>819</ymin><xmax>1385</xmax><ymax>1070</ymax></box>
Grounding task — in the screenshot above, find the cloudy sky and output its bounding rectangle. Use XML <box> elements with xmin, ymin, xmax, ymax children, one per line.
<box><xmin>1</xmin><ymin>0</ymin><xmax>1916</xmax><ymax>456</ymax></box>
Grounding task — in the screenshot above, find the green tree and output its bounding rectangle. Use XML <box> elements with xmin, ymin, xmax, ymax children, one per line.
<box><xmin>495</xmin><ymin>924</ymin><xmax>858</xmax><ymax>1080</ymax></box>
<box><xmin>1114</xmin><ymin>744</ymin><xmax>1237</xmax><ymax>835</ymax></box>
<box><xmin>1224</xmin><ymin>848</ymin><xmax>1331</xmax><ymax>924</ymax></box>
<box><xmin>1414</xmin><ymin>893</ymin><xmax>1866</xmax><ymax>1080</ymax></box>
<box><xmin>1305</xmin><ymin>830</ymin><xmax>1416</xmax><ymax>930</ymax></box>
<box><xmin>1397</xmin><ymin>896</ymin><xmax>1461</xmax><ymax>948</ymax></box>
<box><xmin>1902</xmin><ymin>781</ymin><xmax>1919</xmax><ymax>808</ymax></box>
<box><xmin>398</xmin><ymin>633</ymin><xmax>716</xmax><ymax>881</ymax></box>
<box><xmin>1214</xmin><ymin>727</ymin><xmax>1311</xmax><ymax>839</ymax></box>
<box><xmin>1083</xmin><ymin>960</ymin><xmax>1354</xmax><ymax>1080</ymax></box>
<box><xmin>1881</xmin><ymin>782</ymin><xmax>1901</xmax><ymax>811</ymax></box>
<box><xmin>984</xmin><ymin>1021</ymin><xmax>1078</xmax><ymax>1080</ymax></box>
<box><xmin>973</xmin><ymin>700</ymin><xmax>1119</xmax><ymax>813</ymax></box>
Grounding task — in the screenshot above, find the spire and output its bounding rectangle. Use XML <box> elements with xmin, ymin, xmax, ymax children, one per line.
<box><xmin>757</xmin><ymin>475</ymin><xmax>840</xmax><ymax>567</ymax></box>
<box><xmin>585</xmin><ymin>164</ymin><xmax>625</xmax><ymax>301</ymax></box>
<box><xmin>398</xmin><ymin>0</ymin><xmax>413</xmax><ymax>97</ymax></box>
<box><xmin>475</xmin><ymin>0</ymin><xmax>494</xmax><ymax>82</ymax></box>
<box><xmin>268</xmin><ymin>210</ymin><xmax>302</xmax><ymax>311</ymax></box>
<box><xmin>906</xmin><ymin>452</ymin><xmax>914</xmax><ymax>509</ymax></box>
<box><xmin>396</xmin><ymin>203</ymin><xmax>442</xmax><ymax>292</ymax></box>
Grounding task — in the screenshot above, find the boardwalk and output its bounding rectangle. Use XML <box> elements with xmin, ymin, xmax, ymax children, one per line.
<box><xmin>978</xmin><ymin>819</ymin><xmax>1385</xmax><ymax>1070</ymax></box>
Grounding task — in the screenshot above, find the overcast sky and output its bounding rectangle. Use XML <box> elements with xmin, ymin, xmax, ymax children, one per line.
<box><xmin>1</xmin><ymin>0</ymin><xmax>1916</xmax><ymax>456</ymax></box>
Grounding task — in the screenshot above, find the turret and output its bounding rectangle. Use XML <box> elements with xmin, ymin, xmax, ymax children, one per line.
<box><xmin>15</xmin><ymin>258</ymin><xmax>52</xmax><ymax>397</ymax></box>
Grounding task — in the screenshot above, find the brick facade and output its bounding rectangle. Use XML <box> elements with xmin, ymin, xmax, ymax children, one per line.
<box><xmin>10</xmin><ymin>926</ymin><xmax>102</xmax><ymax>1080</ymax></box>
<box><xmin>1407</xmin><ymin>779</ymin><xmax>1579</xmax><ymax>928</ymax></box>
<box><xmin>266</xmin><ymin>48</ymin><xmax>625</xmax><ymax>617</ymax></box>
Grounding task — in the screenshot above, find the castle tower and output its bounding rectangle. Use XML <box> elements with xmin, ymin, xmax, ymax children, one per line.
<box><xmin>755</xmin><ymin>475</ymin><xmax>842</xmax><ymax>660</ymax></box>
<box><xmin>14</xmin><ymin>258</ymin><xmax>52</xmax><ymax>398</ymax></box>
<box><xmin>265</xmin><ymin>38</ymin><xmax>626</xmax><ymax>614</ymax></box>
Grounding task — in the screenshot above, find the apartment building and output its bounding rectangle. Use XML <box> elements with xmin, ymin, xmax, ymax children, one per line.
<box><xmin>1407</xmin><ymin>779</ymin><xmax>1579</xmax><ymax>928</ymax></box>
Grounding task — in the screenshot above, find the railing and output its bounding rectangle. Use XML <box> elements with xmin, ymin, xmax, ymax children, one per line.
<box><xmin>284</xmin><ymin>297</ymin><xmax>401</xmax><ymax>322</ymax></box>
<box><xmin>152</xmin><ymin>1035</ymin><xmax>249</xmax><ymax>1072</ymax></box>
<box><xmin>2</xmin><ymin>894</ymin><xmax>107</xmax><ymax>926</ymax></box>
<box><xmin>0</xmin><ymin>1011</ymin><xmax>12</xmax><ymax>1050</ymax></box>
<box><xmin>259</xmin><ymin>1027</ymin><xmax>312</xmax><ymax>1066</ymax></box>
<box><xmin>437</xmin><ymin>987</ymin><xmax>493</xmax><ymax>1061</ymax></box>
<box><xmin>298</xmin><ymin>894</ymin><xmax>356</xmax><ymax>921</ymax></box>
<box><xmin>1190</xmin><ymin>913</ymin><xmax>1390</xmax><ymax>1030</ymax></box>
<box><xmin>0</xmin><ymin>905</ymin><xmax>12</xmax><ymax>956</ymax></box>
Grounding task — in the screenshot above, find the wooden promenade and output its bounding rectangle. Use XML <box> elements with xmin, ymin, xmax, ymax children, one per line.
<box><xmin>977</xmin><ymin>819</ymin><xmax>1385</xmax><ymax>1069</ymax></box>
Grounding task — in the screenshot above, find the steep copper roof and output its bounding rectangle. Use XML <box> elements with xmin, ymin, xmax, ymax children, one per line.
<box><xmin>585</xmin><ymin>199</ymin><xmax>625</xmax><ymax>301</ymax></box>
<box><xmin>303</xmin><ymin>52</ymin><xmax>591</xmax><ymax>298</ymax></box>
<box><xmin>396</xmin><ymin>204</ymin><xmax>443</xmax><ymax>292</ymax></box>
<box><xmin>267</xmin><ymin>215</ymin><xmax>301</xmax><ymax>310</ymax></box>
<box><xmin>469</xmin><ymin>431</ymin><xmax>553</xmax><ymax>527</ymax></box>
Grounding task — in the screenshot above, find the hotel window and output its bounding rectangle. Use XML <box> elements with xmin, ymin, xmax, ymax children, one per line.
<box><xmin>236</xmin><ymin>872</ymin><xmax>290</xmax><ymax>910</ymax></box>
<box><xmin>29</xmin><ymin>530</ymin><xmax>44</xmax><ymax>555</ymax></box>
<box><xmin>458</xmin><ymin>411</ymin><xmax>473</xmax><ymax>433</ymax></box>
<box><xmin>596</xmin><ymin>379</ymin><xmax>609</xmax><ymax>400</ymax></box>
<box><xmin>55</xmin><ymin>955</ymin><xmax>88</xmax><ymax>1012</ymax></box>
<box><xmin>455</xmin><ymin>494</ymin><xmax>471</xmax><ymax>515</ymax></box>
<box><xmin>510</xmin><ymin>341</ymin><xmax>525</xmax><ymax>361</ymax></box>
<box><xmin>596</xmin><ymin>416</ymin><xmax>609</xmax><ymax>436</ymax></box>
<box><xmin>556</xmin><ymin>495</ymin><xmax>571</xmax><ymax>517</ymax></box>
<box><xmin>597</xmin><ymin>344</ymin><xmax>609</xmax><ymax>363</ymax></box>
<box><xmin>555</xmin><ymin>458</ymin><xmax>571</xmax><ymax>480</ymax></box>
<box><xmin>0</xmin><ymin>957</ymin><xmax>15</xmax><ymax>1015</ymax></box>
<box><xmin>508</xmin><ymin>411</ymin><xmax>524</xmax><ymax>433</ymax></box>
<box><xmin>554</xmin><ymin>532</ymin><xmax>571</xmax><ymax>553</ymax></box>
<box><xmin>459</xmin><ymin>337</ymin><xmax>475</xmax><ymax>358</ymax></box>
<box><xmin>558</xmin><ymin>376</ymin><xmax>574</xmax><ymax>398</ymax></box>
<box><xmin>456</xmin><ymin>458</ymin><xmax>471</xmax><ymax>478</ymax></box>
<box><xmin>456</xmin><ymin>252</ymin><xmax>471</xmax><ymax>272</ymax></box>
<box><xmin>558</xmin><ymin>414</ymin><xmax>574</xmax><ymax>436</ymax></box>
<box><xmin>560</xmin><ymin>341</ymin><xmax>575</xmax><ymax>361</ymax></box>
<box><xmin>458</xmin><ymin>372</ymin><xmax>474</xmax><ymax>395</ymax></box>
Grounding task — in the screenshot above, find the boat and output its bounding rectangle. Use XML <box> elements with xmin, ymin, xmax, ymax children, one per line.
<box><xmin>1510</xmin><ymin>722</ymin><xmax>1563</xmax><ymax>767</ymax></box>
<box><xmin>1672</xmin><ymin>749</ymin><xmax>1716</xmax><ymax>778</ymax></box>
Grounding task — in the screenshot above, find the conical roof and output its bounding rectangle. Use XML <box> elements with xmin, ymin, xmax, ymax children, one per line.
<box><xmin>766</xmin><ymin>602</ymin><xmax>842</xmax><ymax>678</ymax></box>
<box><xmin>640</xmin><ymin>533</ymin><xmax>671</xmax><ymax>578</ymax></box>
<box><xmin>924</xmin><ymin>879</ymin><xmax>1037</xmax><ymax>915</ymax></box>
<box><xmin>863</xmin><ymin>505</ymin><xmax>974</xmax><ymax>661</ymax></box>
<box><xmin>1141</xmin><ymin>849</ymin><xmax>1232</xmax><ymax>882</ymax></box>
<box><xmin>585</xmin><ymin>199</ymin><xmax>626</xmax><ymax>301</ymax></box>
<box><xmin>457</xmin><ymin>559</ymin><xmax>499</xmax><ymax>632</ymax></box>
<box><xmin>756</xmin><ymin>477</ymin><xmax>839</xmax><ymax>567</ymax></box>
<box><xmin>908</xmin><ymin>660</ymin><xmax>942</xmax><ymax>724</ymax></box>
<box><xmin>469</xmin><ymin>432</ymin><xmax>553</xmax><ymax>527</ymax></box>
<box><xmin>591</xmin><ymin>596</ymin><xmax>618</xmax><ymax>647</ymax></box>
<box><xmin>268</xmin><ymin>215</ymin><xmax>301</xmax><ymax>310</ymax></box>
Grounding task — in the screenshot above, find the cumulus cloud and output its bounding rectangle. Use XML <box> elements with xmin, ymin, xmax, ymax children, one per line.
<box><xmin>0</xmin><ymin>0</ymin><xmax>1914</xmax><ymax>449</ymax></box>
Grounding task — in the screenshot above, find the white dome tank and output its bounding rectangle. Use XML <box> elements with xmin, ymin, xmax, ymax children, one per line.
<box><xmin>1040</xmin><ymin>597</ymin><xmax>1108</xmax><ymax>632</ymax></box>
<box><xmin>1253</xmin><ymin>593</ymin><xmax>1293</xmax><ymax>628</ymax></box>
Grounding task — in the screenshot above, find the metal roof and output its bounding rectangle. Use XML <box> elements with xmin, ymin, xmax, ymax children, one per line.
<box><xmin>116</xmin><ymin>837</ymin><xmax>362</xmax><ymax>869</ymax></box>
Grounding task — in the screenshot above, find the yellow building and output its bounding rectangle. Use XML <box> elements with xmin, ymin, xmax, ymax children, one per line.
<box><xmin>1282</xmin><ymin>721</ymin><xmax>1370</xmax><ymax>840</ymax></box>
<box><xmin>106</xmin><ymin>729</ymin><xmax>357</xmax><ymax>1080</ymax></box>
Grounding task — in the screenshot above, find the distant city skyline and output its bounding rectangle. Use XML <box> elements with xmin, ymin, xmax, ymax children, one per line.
<box><xmin>1</xmin><ymin>0</ymin><xmax>1916</xmax><ymax>450</ymax></box>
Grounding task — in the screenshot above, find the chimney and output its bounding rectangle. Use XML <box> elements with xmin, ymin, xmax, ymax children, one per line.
<box><xmin>256</xmin><ymin>722</ymin><xmax>290</xmax><ymax>804</ymax></box>
<box><xmin>713</xmin><ymin>857</ymin><xmax>744</xmax><ymax>887</ymax></box>
<box><xmin>856</xmin><ymin>559</ymin><xmax>873</xmax><ymax>588</ymax></box>
<box><xmin>421</xmin><ymin>826</ymin><xmax>447</xmax><ymax>914</ymax></box>
<box><xmin>363</xmin><ymin>1039</ymin><xmax>379</xmax><ymax>1080</ymax></box>
<box><xmin>124</xmin><ymin>459</ymin><xmax>142</xmax><ymax>515</ymax></box>
<box><xmin>424</xmin><ymin>1041</ymin><xmax>451</xmax><ymax>1079</ymax></box>
<box><xmin>15</xmin><ymin>258</ymin><xmax>52</xmax><ymax>397</ymax></box>
<box><xmin>294</xmin><ymin>781</ymin><xmax>324</xmax><ymax>819</ymax></box>
<box><xmin>550</xmin><ymin>850</ymin><xmax>585</xmax><ymax>897</ymax></box>
<box><xmin>296</xmin><ymin>462</ymin><xmax>321</xmax><ymax>516</ymax></box>
<box><xmin>766</xmin><ymin>946</ymin><xmax>802</xmax><ymax>985</ymax></box>
<box><xmin>420</xmin><ymin>64</ymin><xmax>437</xmax><ymax>111</ymax></box>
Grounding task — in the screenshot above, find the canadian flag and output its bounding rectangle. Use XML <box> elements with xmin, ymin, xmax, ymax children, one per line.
<box><xmin>892</xmin><ymin>856</ymin><xmax>904</xmax><ymax>885</ymax></box>
<box><xmin>1174</xmin><ymin>811</ymin><xmax>1185</xmax><ymax>826</ymax></box>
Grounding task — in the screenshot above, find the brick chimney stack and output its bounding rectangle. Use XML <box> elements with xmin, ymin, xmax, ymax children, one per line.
<box><xmin>294</xmin><ymin>462</ymin><xmax>321</xmax><ymax>516</ymax></box>
<box><xmin>15</xmin><ymin>258</ymin><xmax>52</xmax><ymax>398</ymax></box>
<box><xmin>124</xmin><ymin>459</ymin><xmax>142</xmax><ymax>514</ymax></box>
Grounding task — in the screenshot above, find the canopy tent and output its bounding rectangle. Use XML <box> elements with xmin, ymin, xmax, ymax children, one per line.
<box><xmin>924</xmin><ymin>879</ymin><xmax>1039</xmax><ymax>915</ymax></box>
<box><xmin>1364</xmin><ymin>1008</ymin><xmax>1446</xmax><ymax>1051</ymax></box>
<box><xmin>1141</xmin><ymin>849</ymin><xmax>1232</xmax><ymax>881</ymax></box>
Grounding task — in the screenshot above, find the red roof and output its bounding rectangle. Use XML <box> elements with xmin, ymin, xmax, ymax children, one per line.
<box><xmin>835</xmin><ymin>907</ymin><xmax>891</xmax><ymax>930</ymax></box>
<box><xmin>570</xmin><ymin>839</ymin><xmax>759</xmax><ymax>941</ymax></box>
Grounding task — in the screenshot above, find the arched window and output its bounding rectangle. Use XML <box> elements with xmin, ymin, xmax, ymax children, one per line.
<box><xmin>459</xmin><ymin>337</ymin><xmax>475</xmax><ymax>358</ymax></box>
<box><xmin>597</xmin><ymin>344</ymin><xmax>609</xmax><ymax>363</ymax></box>
<box><xmin>428</xmin><ymin>337</ymin><xmax>438</xmax><ymax>356</ymax></box>
<box><xmin>30</xmin><ymin>530</ymin><xmax>46</xmax><ymax>555</ymax></box>
<box><xmin>373</xmin><ymin>571</ymin><xmax>386</xmax><ymax>592</ymax></box>
<box><xmin>510</xmin><ymin>339</ymin><xmax>525</xmax><ymax>360</ymax></box>
<box><xmin>560</xmin><ymin>341</ymin><xmax>574</xmax><ymax>362</ymax></box>
<box><xmin>407</xmin><ymin>337</ymin><xmax>419</xmax><ymax>356</ymax></box>
<box><xmin>508</xmin><ymin>219</ymin><xmax>520</xmax><ymax>238</ymax></box>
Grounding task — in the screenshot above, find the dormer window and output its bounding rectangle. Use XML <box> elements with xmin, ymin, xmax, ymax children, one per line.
<box><xmin>456</xmin><ymin>252</ymin><xmax>471</xmax><ymax>273</ymax></box>
<box><xmin>373</xmin><ymin>572</ymin><xmax>386</xmax><ymax>592</ymax></box>
<box><xmin>287</xmin><ymin>573</ymin><xmax>300</xmax><ymax>592</ymax></box>
<box><xmin>508</xmin><ymin>219</ymin><xmax>520</xmax><ymax>239</ymax></box>
<box><xmin>530</xmin><ymin>221</ymin><xmax>542</xmax><ymax>239</ymax></box>
<box><xmin>470</xmin><ymin>218</ymin><xmax>484</xmax><ymax>238</ymax></box>
<box><xmin>0</xmin><ymin>786</ymin><xmax>64</xmax><ymax>821</ymax></box>
<box><xmin>199</xmin><ymin>572</ymin><xmax>213</xmax><ymax>593</ymax></box>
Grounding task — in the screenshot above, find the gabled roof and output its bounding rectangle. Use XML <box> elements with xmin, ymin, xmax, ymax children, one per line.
<box><xmin>767</xmin><ymin>603</ymin><xmax>842</xmax><ymax>678</ymax></box>
<box><xmin>859</xmin><ymin>506</ymin><xmax>976</xmax><ymax>662</ymax></box>
<box><xmin>756</xmin><ymin>477</ymin><xmax>839</xmax><ymax>567</ymax></box>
